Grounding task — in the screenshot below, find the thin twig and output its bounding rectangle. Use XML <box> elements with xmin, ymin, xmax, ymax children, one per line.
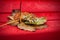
<box><xmin>0</xmin><ymin>20</ymin><xmax>18</xmax><ymax>27</ymax></box>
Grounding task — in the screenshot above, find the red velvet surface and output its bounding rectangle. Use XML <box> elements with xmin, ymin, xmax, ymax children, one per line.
<box><xmin>0</xmin><ymin>1</ymin><xmax>20</xmax><ymax>12</ymax></box>
<box><xmin>0</xmin><ymin>0</ymin><xmax>60</xmax><ymax>40</ymax></box>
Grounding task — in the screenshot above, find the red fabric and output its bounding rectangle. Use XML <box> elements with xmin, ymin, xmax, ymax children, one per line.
<box><xmin>0</xmin><ymin>1</ymin><xmax>20</xmax><ymax>12</ymax></box>
<box><xmin>0</xmin><ymin>0</ymin><xmax>60</xmax><ymax>40</ymax></box>
<box><xmin>22</xmin><ymin>1</ymin><xmax>60</xmax><ymax>12</ymax></box>
<box><xmin>0</xmin><ymin>1</ymin><xmax>60</xmax><ymax>12</ymax></box>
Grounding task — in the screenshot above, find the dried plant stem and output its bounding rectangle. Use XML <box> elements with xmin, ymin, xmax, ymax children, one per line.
<box><xmin>0</xmin><ymin>20</ymin><xmax>18</xmax><ymax>27</ymax></box>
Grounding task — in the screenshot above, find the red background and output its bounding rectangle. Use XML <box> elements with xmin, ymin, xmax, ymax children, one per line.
<box><xmin>0</xmin><ymin>0</ymin><xmax>60</xmax><ymax>40</ymax></box>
